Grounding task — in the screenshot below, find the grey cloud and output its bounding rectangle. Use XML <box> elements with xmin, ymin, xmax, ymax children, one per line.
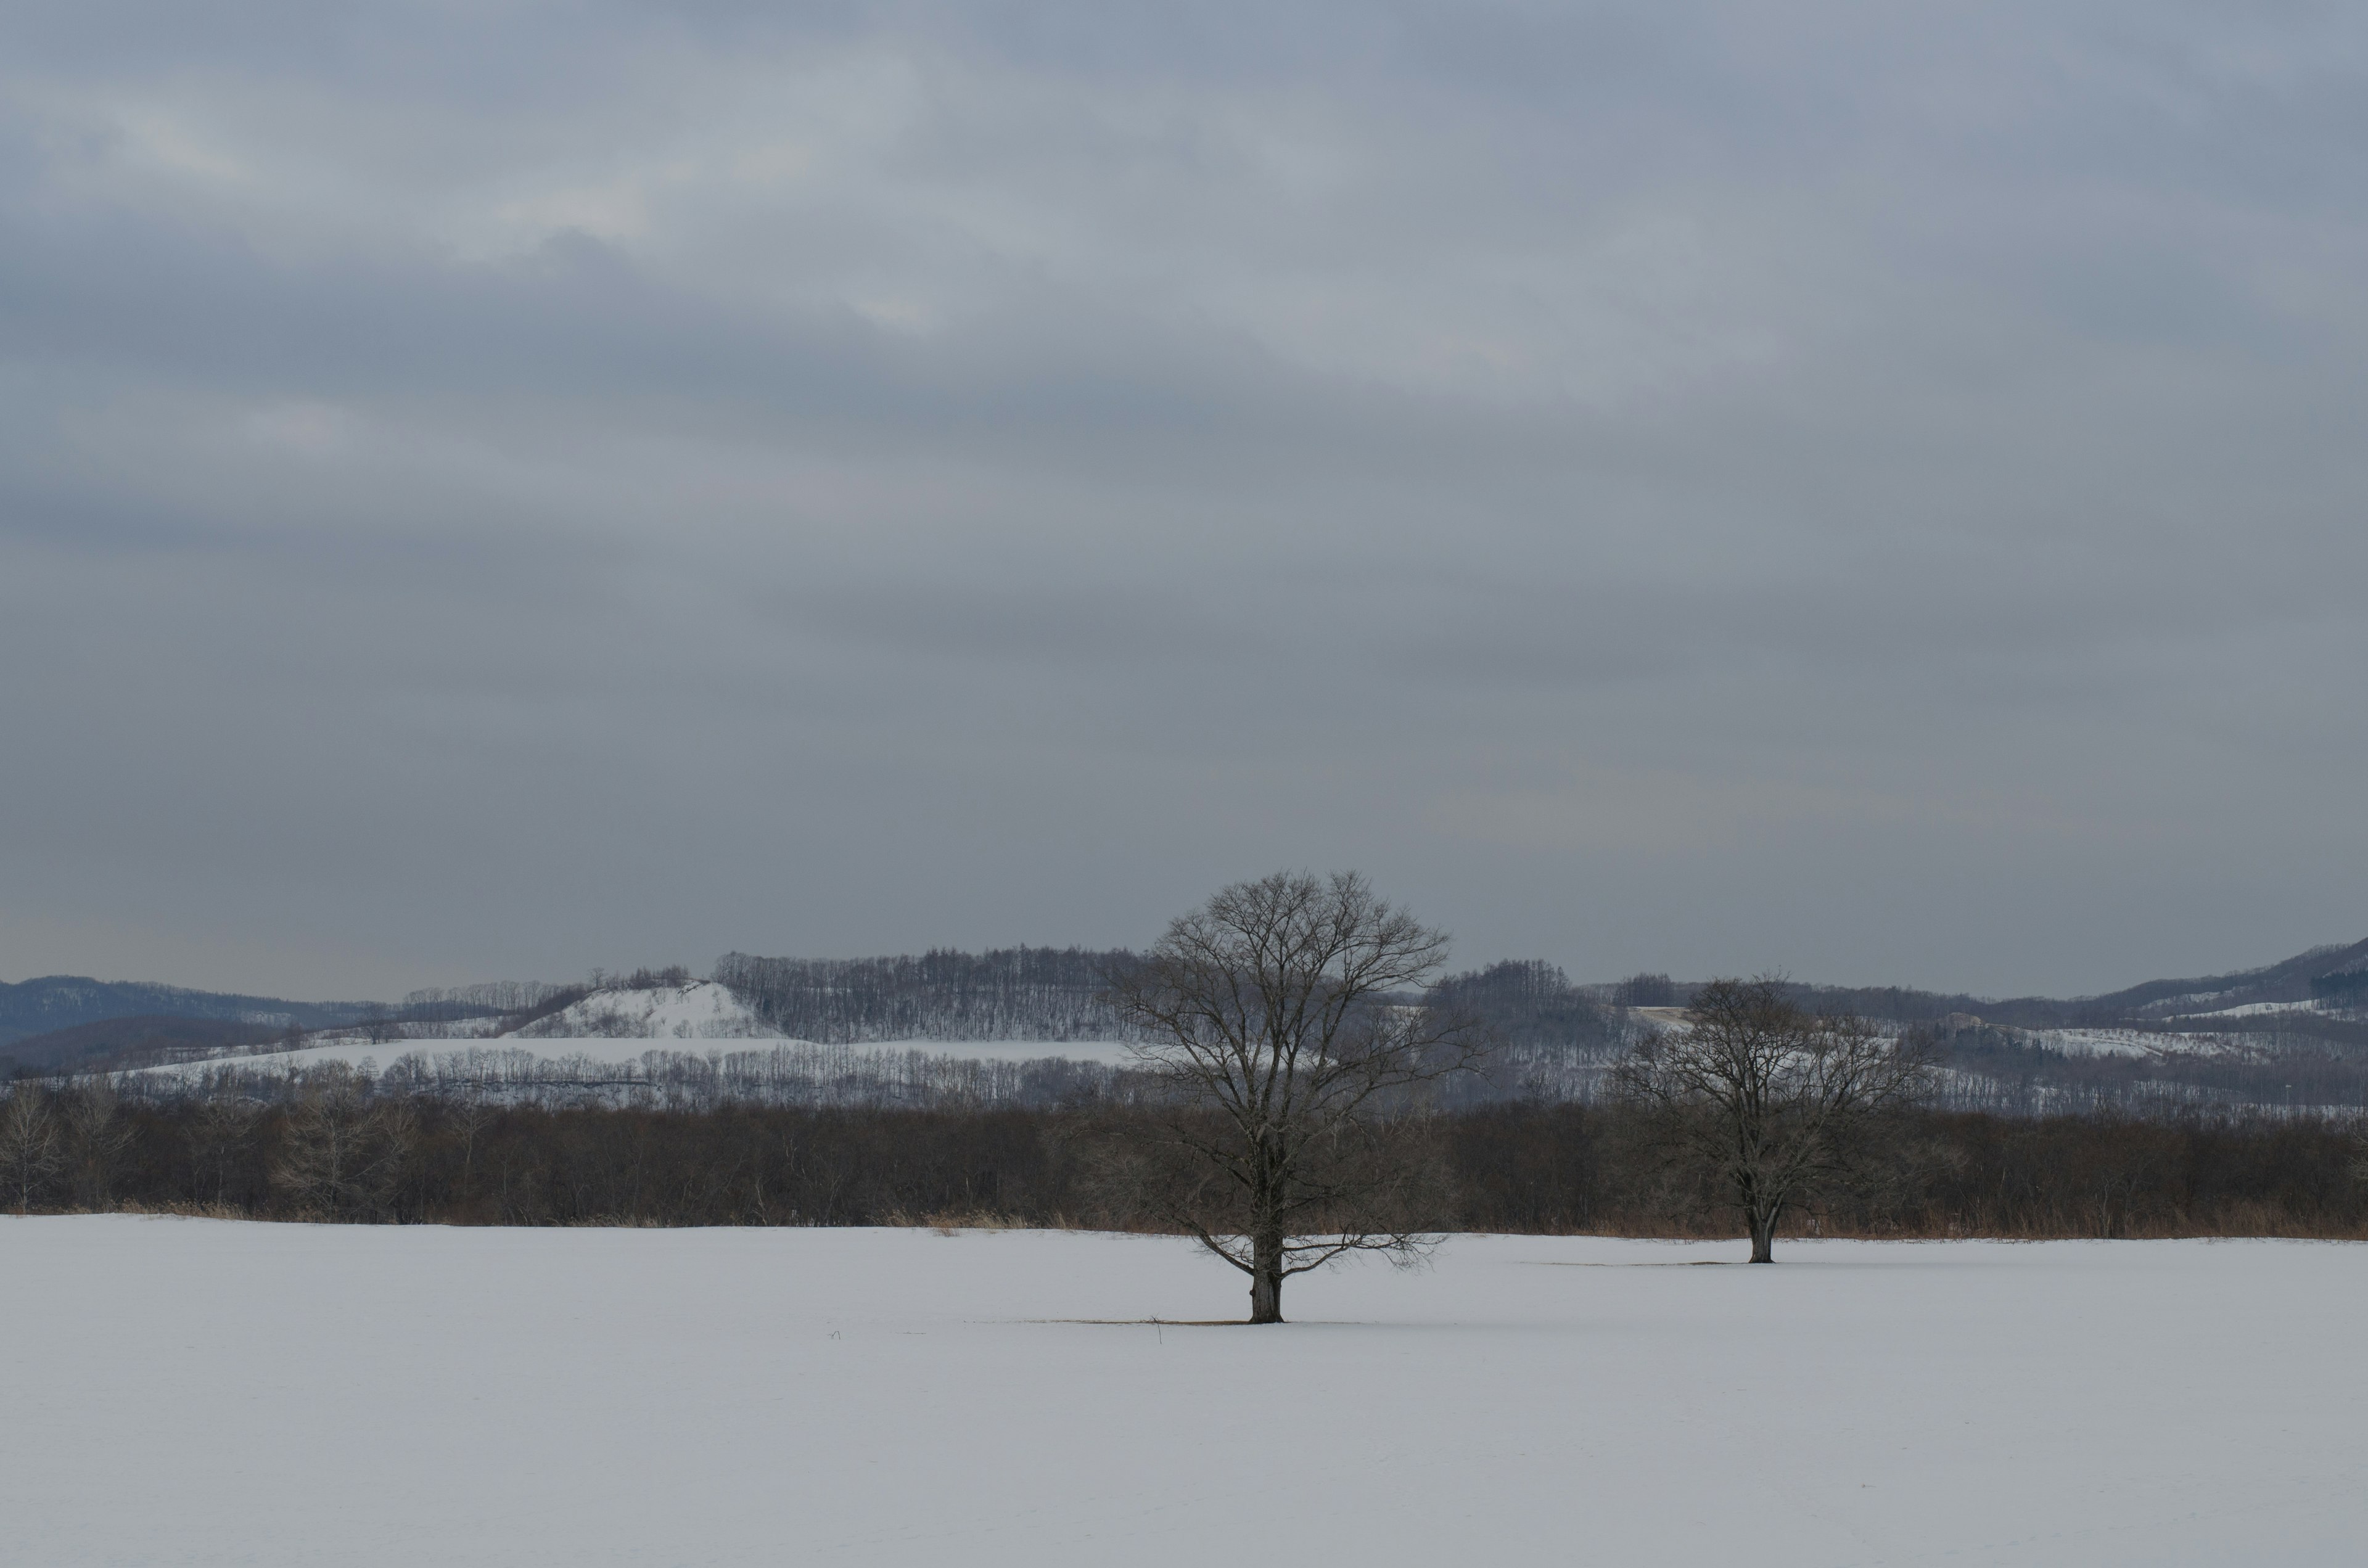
<box><xmin>2</xmin><ymin>3</ymin><xmax>2364</xmax><ymax>999</ymax></box>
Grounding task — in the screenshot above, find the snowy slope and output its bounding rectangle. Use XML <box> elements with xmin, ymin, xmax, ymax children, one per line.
<box><xmin>2034</xmin><ymin>1027</ymin><xmax>2267</xmax><ymax>1059</ymax></box>
<box><xmin>4</xmin><ymin>1221</ymin><xmax>2363</xmax><ymax>1567</ymax></box>
<box><xmin>139</xmin><ymin>1034</ymin><xmax>1142</xmax><ymax>1080</ymax></box>
<box><xmin>508</xmin><ymin>980</ymin><xmax>783</xmax><ymax>1039</ymax></box>
<box><xmin>2175</xmin><ymin>999</ymin><xmax>2332</xmax><ymax>1020</ymax></box>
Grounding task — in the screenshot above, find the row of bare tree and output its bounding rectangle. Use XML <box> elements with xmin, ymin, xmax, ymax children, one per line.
<box><xmin>2</xmin><ymin>1070</ymin><xmax>416</xmax><ymax>1220</ymax></box>
<box><xmin>7</xmin><ymin>1081</ymin><xmax>2361</xmax><ymax>1238</ymax></box>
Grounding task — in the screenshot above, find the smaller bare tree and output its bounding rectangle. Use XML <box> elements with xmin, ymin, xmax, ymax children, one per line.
<box><xmin>187</xmin><ymin>1091</ymin><xmax>263</xmax><ymax>1207</ymax></box>
<box><xmin>273</xmin><ymin>1068</ymin><xmax>417</xmax><ymax>1220</ymax></box>
<box><xmin>1614</xmin><ymin>975</ymin><xmax>1930</xmax><ymax>1262</ymax></box>
<box><xmin>449</xmin><ymin>1086</ymin><xmax>499</xmax><ymax>1206</ymax></box>
<box><xmin>1108</xmin><ymin>870</ymin><xmax>1488</xmax><ymax>1323</ymax></box>
<box><xmin>62</xmin><ymin>1077</ymin><xmax>136</xmax><ymax>1211</ymax></box>
<box><xmin>0</xmin><ymin>1086</ymin><xmax>62</xmax><ymax>1213</ymax></box>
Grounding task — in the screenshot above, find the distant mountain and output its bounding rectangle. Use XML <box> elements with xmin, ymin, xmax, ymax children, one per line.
<box><xmin>1775</xmin><ymin>937</ymin><xmax>2368</xmax><ymax>1031</ymax></box>
<box><xmin>2080</xmin><ymin>937</ymin><xmax>2368</xmax><ymax>1018</ymax></box>
<box><xmin>0</xmin><ymin>975</ymin><xmax>376</xmax><ymax>1053</ymax></box>
<box><xmin>3</xmin><ymin>1014</ymin><xmax>290</xmax><ymax>1072</ymax></box>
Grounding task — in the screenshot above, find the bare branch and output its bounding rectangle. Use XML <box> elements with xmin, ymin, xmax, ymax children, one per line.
<box><xmin>1104</xmin><ymin>870</ymin><xmax>1488</xmax><ymax>1321</ymax></box>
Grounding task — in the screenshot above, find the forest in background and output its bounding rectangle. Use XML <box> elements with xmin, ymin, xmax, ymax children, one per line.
<box><xmin>2</xmin><ymin>1083</ymin><xmax>2362</xmax><ymax>1241</ymax></box>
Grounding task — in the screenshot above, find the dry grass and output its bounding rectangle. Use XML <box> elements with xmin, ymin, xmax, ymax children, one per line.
<box><xmin>49</xmin><ymin>1199</ymin><xmax>254</xmax><ymax>1221</ymax></box>
<box><xmin>561</xmin><ymin>1213</ymin><xmax>668</xmax><ymax>1228</ymax></box>
<box><xmin>1532</xmin><ymin>1204</ymin><xmax>2368</xmax><ymax>1244</ymax></box>
<box><xmin>880</xmin><ymin>1209</ymin><xmax>1083</xmax><ymax>1235</ymax></box>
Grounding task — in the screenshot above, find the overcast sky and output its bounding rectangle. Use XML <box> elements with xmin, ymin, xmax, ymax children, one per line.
<box><xmin>3</xmin><ymin>2</ymin><xmax>2364</xmax><ymax>1001</ymax></box>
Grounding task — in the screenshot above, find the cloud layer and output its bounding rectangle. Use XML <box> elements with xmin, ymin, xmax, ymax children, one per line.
<box><xmin>4</xmin><ymin>2</ymin><xmax>2364</xmax><ymax>997</ymax></box>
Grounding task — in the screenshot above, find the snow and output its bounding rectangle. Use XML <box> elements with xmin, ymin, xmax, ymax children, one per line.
<box><xmin>5</xmin><ymin>1220</ymin><xmax>2361</xmax><ymax>1566</ymax></box>
<box><xmin>133</xmin><ymin>980</ymin><xmax>1143</xmax><ymax>1078</ymax></box>
<box><xmin>2033</xmin><ymin>1027</ymin><xmax>2255</xmax><ymax>1058</ymax></box>
<box><xmin>511</xmin><ymin>980</ymin><xmax>783</xmax><ymax>1039</ymax></box>
<box><xmin>140</xmin><ymin>1036</ymin><xmax>696</xmax><ymax>1076</ymax></box>
<box><xmin>869</xmin><ymin>1037</ymin><xmax>1140</xmax><ymax>1066</ymax></box>
<box><xmin>2177</xmin><ymin>999</ymin><xmax>2327</xmax><ymax>1019</ymax></box>
<box><xmin>138</xmin><ymin>1035</ymin><xmax>1142</xmax><ymax>1080</ymax></box>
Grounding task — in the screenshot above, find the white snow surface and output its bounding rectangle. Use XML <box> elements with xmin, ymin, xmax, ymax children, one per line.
<box><xmin>5</xmin><ymin>1221</ymin><xmax>2361</xmax><ymax>1566</ymax></box>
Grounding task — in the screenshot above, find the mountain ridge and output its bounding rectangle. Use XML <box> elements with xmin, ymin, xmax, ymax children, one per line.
<box><xmin>0</xmin><ymin>975</ymin><xmax>377</xmax><ymax>1053</ymax></box>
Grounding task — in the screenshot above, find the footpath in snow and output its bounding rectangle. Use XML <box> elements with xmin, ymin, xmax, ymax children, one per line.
<box><xmin>3</xmin><ymin>1221</ymin><xmax>2361</xmax><ymax>1566</ymax></box>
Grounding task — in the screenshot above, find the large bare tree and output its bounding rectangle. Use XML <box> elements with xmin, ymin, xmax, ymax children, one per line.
<box><xmin>1108</xmin><ymin>871</ymin><xmax>1487</xmax><ymax>1323</ymax></box>
<box><xmin>1614</xmin><ymin>975</ymin><xmax>1930</xmax><ymax>1262</ymax></box>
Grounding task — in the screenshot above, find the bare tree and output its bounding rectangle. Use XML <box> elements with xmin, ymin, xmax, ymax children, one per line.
<box><xmin>273</xmin><ymin>1068</ymin><xmax>416</xmax><ymax>1220</ymax></box>
<box><xmin>449</xmin><ymin>1086</ymin><xmax>498</xmax><ymax>1206</ymax></box>
<box><xmin>62</xmin><ymin>1077</ymin><xmax>136</xmax><ymax>1210</ymax></box>
<box><xmin>1614</xmin><ymin>975</ymin><xmax>1930</xmax><ymax>1262</ymax></box>
<box><xmin>1107</xmin><ymin>871</ymin><xmax>1487</xmax><ymax>1323</ymax></box>
<box><xmin>187</xmin><ymin>1091</ymin><xmax>263</xmax><ymax>1207</ymax></box>
<box><xmin>0</xmin><ymin>1086</ymin><xmax>62</xmax><ymax>1213</ymax></box>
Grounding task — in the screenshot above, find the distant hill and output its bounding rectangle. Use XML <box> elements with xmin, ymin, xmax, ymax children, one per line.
<box><xmin>3</xmin><ymin>1014</ymin><xmax>292</xmax><ymax>1072</ymax></box>
<box><xmin>15</xmin><ymin>934</ymin><xmax>2364</xmax><ymax>1095</ymax></box>
<box><xmin>509</xmin><ymin>979</ymin><xmax>781</xmax><ymax>1040</ymax></box>
<box><xmin>0</xmin><ymin>975</ymin><xmax>376</xmax><ymax>1054</ymax></box>
<box><xmin>1774</xmin><ymin>937</ymin><xmax>2368</xmax><ymax>1030</ymax></box>
<box><xmin>2079</xmin><ymin>937</ymin><xmax>2368</xmax><ymax>1018</ymax></box>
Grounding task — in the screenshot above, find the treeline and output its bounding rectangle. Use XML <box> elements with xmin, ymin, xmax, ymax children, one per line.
<box><xmin>6</xmin><ymin>1080</ymin><xmax>2362</xmax><ymax>1238</ymax></box>
<box><xmin>2312</xmin><ymin>969</ymin><xmax>2368</xmax><ymax>1002</ymax></box>
<box><xmin>713</xmin><ymin>947</ymin><xmax>1141</xmax><ymax>1041</ymax></box>
<box><xmin>1429</xmin><ymin>961</ymin><xmax>1635</xmax><ymax>1104</ymax></box>
<box><xmin>139</xmin><ymin>1033</ymin><xmax>2368</xmax><ymax>1124</ymax></box>
<box><xmin>395</xmin><ymin>980</ymin><xmax>577</xmax><ymax>1026</ymax></box>
<box><xmin>704</xmin><ymin>949</ymin><xmax>1634</xmax><ymax>1062</ymax></box>
<box><xmin>1915</xmin><ymin>1019</ymin><xmax>2368</xmax><ymax>1115</ymax></box>
<box><xmin>184</xmin><ymin>1043</ymin><xmax>1141</xmax><ymax>1112</ymax></box>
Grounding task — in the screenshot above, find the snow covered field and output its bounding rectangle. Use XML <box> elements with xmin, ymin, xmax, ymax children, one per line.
<box><xmin>6</xmin><ymin>1222</ymin><xmax>2361</xmax><ymax>1566</ymax></box>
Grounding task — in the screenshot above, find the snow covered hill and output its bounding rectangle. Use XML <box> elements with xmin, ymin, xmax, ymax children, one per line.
<box><xmin>508</xmin><ymin>980</ymin><xmax>783</xmax><ymax>1040</ymax></box>
<box><xmin>141</xmin><ymin>1033</ymin><xmax>1142</xmax><ymax>1080</ymax></box>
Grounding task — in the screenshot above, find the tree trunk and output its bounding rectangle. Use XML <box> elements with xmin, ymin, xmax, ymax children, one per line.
<box><xmin>1748</xmin><ymin>1208</ymin><xmax>1778</xmax><ymax>1263</ymax></box>
<box><xmin>1249</xmin><ymin>1225</ymin><xmax>1285</xmax><ymax>1323</ymax></box>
